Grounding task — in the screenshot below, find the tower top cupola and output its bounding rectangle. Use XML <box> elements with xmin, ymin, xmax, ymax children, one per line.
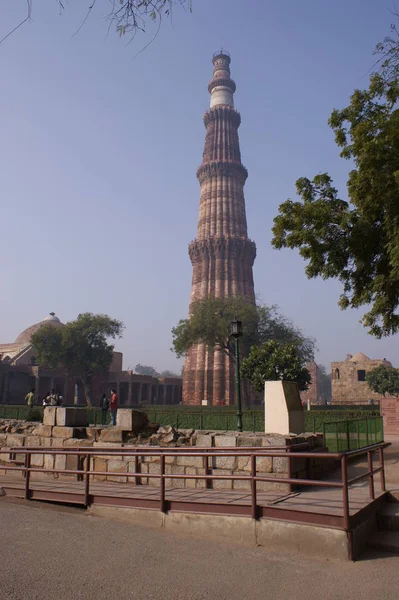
<box><xmin>208</xmin><ymin>49</ymin><xmax>236</xmax><ymax>109</ymax></box>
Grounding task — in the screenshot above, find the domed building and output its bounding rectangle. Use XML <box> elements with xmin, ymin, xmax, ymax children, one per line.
<box><xmin>15</xmin><ymin>312</ymin><xmax>64</xmax><ymax>346</ymax></box>
<box><xmin>0</xmin><ymin>313</ymin><xmax>69</xmax><ymax>404</ymax></box>
<box><xmin>0</xmin><ymin>313</ymin><xmax>182</xmax><ymax>407</ymax></box>
<box><xmin>0</xmin><ymin>313</ymin><xmax>64</xmax><ymax>366</ymax></box>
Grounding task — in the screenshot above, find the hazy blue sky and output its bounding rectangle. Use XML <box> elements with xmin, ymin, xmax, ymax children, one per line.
<box><xmin>1</xmin><ymin>0</ymin><xmax>398</xmax><ymax>372</ymax></box>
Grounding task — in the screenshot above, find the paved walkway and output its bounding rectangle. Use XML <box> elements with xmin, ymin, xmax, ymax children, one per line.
<box><xmin>0</xmin><ymin>499</ymin><xmax>399</xmax><ymax>600</ymax></box>
<box><xmin>0</xmin><ymin>472</ymin><xmax>384</xmax><ymax>520</ymax></box>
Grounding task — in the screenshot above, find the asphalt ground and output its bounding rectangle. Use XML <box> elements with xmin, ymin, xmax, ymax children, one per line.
<box><xmin>0</xmin><ymin>498</ymin><xmax>399</xmax><ymax>600</ymax></box>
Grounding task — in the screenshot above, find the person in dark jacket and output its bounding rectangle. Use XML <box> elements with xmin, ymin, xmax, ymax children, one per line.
<box><xmin>109</xmin><ymin>389</ymin><xmax>118</xmax><ymax>426</ymax></box>
<box><xmin>101</xmin><ymin>393</ymin><xmax>109</xmax><ymax>425</ymax></box>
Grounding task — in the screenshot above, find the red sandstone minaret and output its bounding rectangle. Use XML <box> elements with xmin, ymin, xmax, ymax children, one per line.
<box><xmin>183</xmin><ymin>51</ymin><xmax>256</xmax><ymax>406</ymax></box>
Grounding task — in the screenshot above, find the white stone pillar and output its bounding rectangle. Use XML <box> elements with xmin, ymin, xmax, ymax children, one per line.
<box><xmin>264</xmin><ymin>381</ymin><xmax>305</xmax><ymax>435</ymax></box>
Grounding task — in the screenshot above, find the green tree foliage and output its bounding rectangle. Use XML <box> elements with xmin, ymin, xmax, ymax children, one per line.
<box><xmin>31</xmin><ymin>313</ymin><xmax>124</xmax><ymax>406</ymax></box>
<box><xmin>240</xmin><ymin>341</ymin><xmax>311</xmax><ymax>393</ymax></box>
<box><xmin>366</xmin><ymin>364</ymin><xmax>399</xmax><ymax>398</ymax></box>
<box><xmin>171</xmin><ymin>296</ymin><xmax>315</xmax><ymax>363</ymax></box>
<box><xmin>134</xmin><ymin>364</ymin><xmax>159</xmax><ymax>377</ymax></box>
<box><xmin>272</xmin><ymin>27</ymin><xmax>399</xmax><ymax>337</ymax></box>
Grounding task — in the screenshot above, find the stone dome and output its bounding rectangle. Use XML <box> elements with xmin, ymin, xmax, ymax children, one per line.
<box><xmin>15</xmin><ymin>313</ymin><xmax>64</xmax><ymax>345</ymax></box>
<box><xmin>349</xmin><ymin>352</ymin><xmax>370</xmax><ymax>362</ymax></box>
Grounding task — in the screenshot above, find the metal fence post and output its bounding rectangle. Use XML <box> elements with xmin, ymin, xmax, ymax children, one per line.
<box><xmin>367</xmin><ymin>450</ymin><xmax>375</xmax><ymax>500</ymax></box>
<box><xmin>24</xmin><ymin>452</ymin><xmax>31</xmax><ymax>500</ymax></box>
<box><xmin>379</xmin><ymin>446</ymin><xmax>386</xmax><ymax>492</ymax></box>
<box><xmin>346</xmin><ymin>420</ymin><xmax>350</xmax><ymax>452</ymax></box>
<box><xmin>84</xmin><ymin>453</ymin><xmax>91</xmax><ymax>507</ymax></box>
<box><xmin>365</xmin><ymin>419</ymin><xmax>369</xmax><ymax>447</ymax></box>
<box><xmin>204</xmin><ymin>455</ymin><xmax>211</xmax><ymax>489</ymax></box>
<box><xmin>135</xmin><ymin>454</ymin><xmax>141</xmax><ymax>485</ymax></box>
<box><xmin>341</xmin><ymin>454</ymin><xmax>350</xmax><ymax>531</ymax></box>
<box><xmin>251</xmin><ymin>454</ymin><xmax>257</xmax><ymax>519</ymax></box>
<box><xmin>160</xmin><ymin>454</ymin><xmax>166</xmax><ymax>513</ymax></box>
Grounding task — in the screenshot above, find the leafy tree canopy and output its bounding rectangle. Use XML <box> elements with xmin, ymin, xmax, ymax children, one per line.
<box><xmin>134</xmin><ymin>364</ymin><xmax>159</xmax><ymax>377</ymax></box>
<box><xmin>272</xmin><ymin>24</ymin><xmax>399</xmax><ymax>338</ymax></box>
<box><xmin>171</xmin><ymin>296</ymin><xmax>315</xmax><ymax>364</ymax></box>
<box><xmin>240</xmin><ymin>341</ymin><xmax>311</xmax><ymax>393</ymax></box>
<box><xmin>366</xmin><ymin>364</ymin><xmax>399</xmax><ymax>398</ymax></box>
<box><xmin>31</xmin><ymin>313</ymin><xmax>124</xmax><ymax>405</ymax></box>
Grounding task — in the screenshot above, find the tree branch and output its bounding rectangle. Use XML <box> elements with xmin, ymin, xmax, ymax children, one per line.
<box><xmin>0</xmin><ymin>0</ymin><xmax>32</xmax><ymax>46</ymax></box>
<box><xmin>1</xmin><ymin>1</ymin><xmax>191</xmax><ymax>46</ymax></box>
<box><xmin>72</xmin><ymin>0</ymin><xmax>97</xmax><ymax>38</ymax></box>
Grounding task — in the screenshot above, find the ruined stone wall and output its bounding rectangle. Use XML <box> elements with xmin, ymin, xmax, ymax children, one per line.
<box><xmin>0</xmin><ymin>422</ymin><xmax>329</xmax><ymax>493</ymax></box>
<box><xmin>300</xmin><ymin>362</ymin><xmax>320</xmax><ymax>405</ymax></box>
<box><xmin>331</xmin><ymin>358</ymin><xmax>388</xmax><ymax>405</ymax></box>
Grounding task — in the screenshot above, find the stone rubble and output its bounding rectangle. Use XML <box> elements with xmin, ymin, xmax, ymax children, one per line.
<box><xmin>0</xmin><ymin>409</ymin><xmax>334</xmax><ymax>493</ymax></box>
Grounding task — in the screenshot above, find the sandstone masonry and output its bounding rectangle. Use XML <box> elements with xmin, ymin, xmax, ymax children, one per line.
<box><xmin>0</xmin><ymin>419</ymin><xmax>330</xmax><ymax>492</ymax></box>
<box><xmin>331</xmin><ymin>352</ymin><xmax>393</xmax><ymax>405</ymax></box>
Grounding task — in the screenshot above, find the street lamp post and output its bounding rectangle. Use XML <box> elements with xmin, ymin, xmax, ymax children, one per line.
<box><xmin>230</xmin><ymin>318</ymin><xmax>243</xmax><ymax>433</ymax></box>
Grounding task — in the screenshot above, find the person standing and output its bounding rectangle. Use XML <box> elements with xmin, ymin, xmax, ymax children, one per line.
<box><xmin>109</xmin><ymin>389</ymin><xmax>118</xmax><ymax>426</ymax></box>
<box><xmin>101</xmin><ymin>393</ymin><xmax>109</xmax><ymax>425</ymax></box>
<box><xmin>25</xmin><ymin>388</ymin><xmax>35</xmax><ymax>408</ymax></box>
<box><xmin>51</xmin><ymin>389</ymin><xmax>59</xmax><ymax>406</ymax></box>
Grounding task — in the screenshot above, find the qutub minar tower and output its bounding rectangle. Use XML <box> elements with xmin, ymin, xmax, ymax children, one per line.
<box><xmin>183</xmin><ymin>51</ymin><xmax>256</xmax><ymax>406</ymax></box>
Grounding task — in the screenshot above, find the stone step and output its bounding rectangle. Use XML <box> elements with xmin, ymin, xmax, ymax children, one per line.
<box><xmin>368</xmin><ymin>530</ymin><xmax>399</xmax><ymax>553</ymax></box>
<box><xmin>377</xmin><ymin>504</ymin><xmax>399</xmax><ymax>530</ymax></box>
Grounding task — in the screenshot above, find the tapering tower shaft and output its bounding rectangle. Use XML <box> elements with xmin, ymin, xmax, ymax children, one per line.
<box><xmin>183</xmin><ymin>52</ymin><xmax>256</xmax><ymax>406</ymax></box>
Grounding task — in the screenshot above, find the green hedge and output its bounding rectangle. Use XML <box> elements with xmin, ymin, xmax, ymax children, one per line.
<box><xmin>309</xmin><ymin>405</ymin><xmax>379</xmax><ymax>411</ymax></box>
<box><xmin>0</xmin><ymin>405</ymin><xmax>44</xmax><ymax>421</ymax></box>
<box><xmin>140</xmin><ymin>407</ymin><xmax>381</xmax><ymax>433</ymax></box>
<box><xmin>0</xmin><ymin>404</ymin><xmax>381</xmax><ymax>434</ymax></box>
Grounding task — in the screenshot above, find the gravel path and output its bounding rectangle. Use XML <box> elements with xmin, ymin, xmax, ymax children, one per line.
<box><xmin>1</xmin><ymin>498</ymin><xmax>399</xmax><ymax>600</ymax></box>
